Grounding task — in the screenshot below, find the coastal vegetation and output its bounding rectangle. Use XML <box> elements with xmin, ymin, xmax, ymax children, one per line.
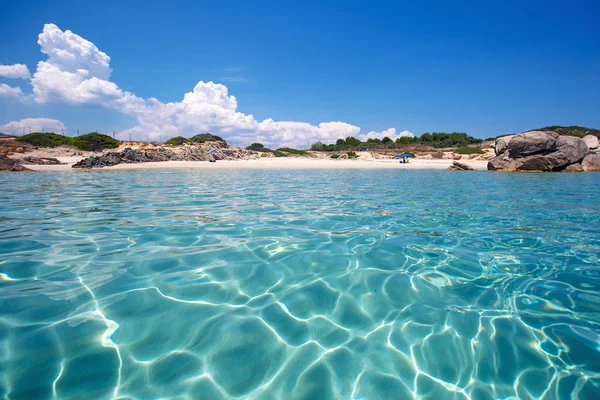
<box><xmin>245</xmin><ymin>143</ymin><xmax>309</xmax><ymax>157</ymax></box>
<box><xmin>165</xmin><ymin>136</ymin><xmax>190</xmax><ymax>146</ymax></box>
<box><xmin>189</xmin><ymin>133</ymin><xmax>226</xmax><ymax>143</ymax></box>
<box><xmin>532</xmin><ymin>126</ymin><xmax>600</xmax><ymax>138</ymax></box>
<box><xmin>311</xmin><ymin>132</ymin><xmax>482</xmax><ymax>151</ymax></box>
<box><xmin>15</xmin><ymin>132</ymin><xmax>119</xmax><ymax>151</ymax></box>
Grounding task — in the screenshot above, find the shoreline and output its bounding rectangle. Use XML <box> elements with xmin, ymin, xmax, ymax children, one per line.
<box><xmin>24</xmin><ymin>158</ymin><xmax>490</xmax><ymax>171</ymax></box>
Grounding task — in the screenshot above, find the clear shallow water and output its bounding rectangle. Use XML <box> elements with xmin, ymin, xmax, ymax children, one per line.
<box><xmin>1</xmin><ymin>170</ymin><xmax>600</xmax><ymax>400</ymax></box>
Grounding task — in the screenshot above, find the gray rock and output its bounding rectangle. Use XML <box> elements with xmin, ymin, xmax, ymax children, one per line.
<box><xmin>447</xmin><ymin>161</ymin><xmax>475</xmax><ymax>170</ymax></box>
<box><xmin>583</xmin><ymin>135</ymin><xmax>599</xmax><ymax>151</ymax></box>
<box><xmin>582</xmin><ymin>154</ymin><xmax>600</xmax><ymax>172</ymax></box>
<box><xmin>15</xmin><ymin>156</ymin><xmax>64</xmax><ymax>165</ymax></box>
<box><xmin>488</xmin><ymin>132</ymin><xmax>589</xmax><ymax>172</ymax></box>
<box><xmin>494</xmin><ymin>135</ymin><xmax>516</xmax><ymax>156</ymax></box>
<box><xmin>0</xmin><ymin>155</ymin><xmax>30</xmax><ymax>171</ymax></box>
<box><xmin>544</xmin><ymin>135</ymin><xmax>588</xmax><ymax>169</ymax></box>
<box><xmin>507</xmin><ymin>131</ymin><xmax>557</xmax><ymax>158</ymax></box>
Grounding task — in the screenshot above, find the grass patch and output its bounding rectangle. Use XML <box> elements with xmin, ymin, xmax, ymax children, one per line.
<box><xmin>347</xmin><ymin>151</ymin><xmax>357</xmax><ymax>158</ymax></box>
<box><xmin>330</xmin><ymin>154</ymin><xmax>340</xmax><ymax>159</ymax></box>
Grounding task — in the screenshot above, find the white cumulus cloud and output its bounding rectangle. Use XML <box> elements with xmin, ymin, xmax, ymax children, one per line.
<box><xmin>9</xmin><ymin>23</ymin><xmax>409</xmax><ymax>148</ymax></box>
<box><xmin>0</xmin><ymin>118</ymin><xmax>66</xmax><ymax>135</ymax></box>
<box><xmin>0</xmin><ymin>64</ymin><xmax>30</xmax><ymax>79</ymax></box>
<box><xmin>0</xmin><ymin>84</ymin><xmax>24</xmax><ymax>98</ymax></box>
<box><xmin>361</xmin><ymin>128</ymin><xmax>415</xmax><ymax>142</ymax></box>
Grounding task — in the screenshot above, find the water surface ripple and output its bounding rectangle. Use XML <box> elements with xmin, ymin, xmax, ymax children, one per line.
<box><xmin>1</xmin><ymin>170</ymin><xmax>600</xmax><ymax>399</ymax></box>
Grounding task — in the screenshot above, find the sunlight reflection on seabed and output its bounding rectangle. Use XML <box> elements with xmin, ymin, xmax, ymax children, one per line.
<box><xmin>1</xmin><ymin>169</ymin><xmax>600</xmax><ymax>399</ymax></box>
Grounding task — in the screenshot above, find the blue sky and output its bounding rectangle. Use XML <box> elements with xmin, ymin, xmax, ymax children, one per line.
<box><xmin>0</xmin><ymin>0</ymin><xmax>599</xmax><ymax>146</ymax></box>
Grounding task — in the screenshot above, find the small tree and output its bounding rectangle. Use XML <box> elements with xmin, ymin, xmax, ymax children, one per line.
<box><xmin>345</xmin><ymin>136</ymin><xmax>361</xmax><ymax>146</ymax></box>
<box><xmin>336</xmin><ymin>138</ymin><xmax>346</xmax><ymax>145</ymax></box>
<box><xmin>310</xmin><ymin>141</ymin><xmax>325</xmax><ymax>151</ymax></box>
<box><xmin>246</xmin><ymin>142</ymin><xmax>265</xmax><ymax>150</ymax></box>
<box><xmin>382</xmin><ymin>136</ymin><xmax>392</xmax><ymax>144</ymax></box>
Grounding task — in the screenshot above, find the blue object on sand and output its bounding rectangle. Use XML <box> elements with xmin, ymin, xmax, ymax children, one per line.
<box><xmin>395</xmin><ymin>153</ymin><xmax>413</xmax><ymax>158</ymax></box>
<box><xmin>208</xmin><ymin>148</ymin><xmax>218</xmax><ymax>154</ymax></box>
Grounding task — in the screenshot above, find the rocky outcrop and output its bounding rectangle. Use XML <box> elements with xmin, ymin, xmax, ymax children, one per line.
<box><xmin>582</xmin><ymin>154</ymin><xmax>600</xmax><ymax>172</ymax></box>
<box><xmin>15</xmin><ymin>156</ymin><xmax>64</xmax><ymax>165</ymax></box>
<box><xmin>488</xmin><ymin>131</ymin><xmax>590</xmax><ymax>172</ymax></box>
<box><xmin>0</xmin><ymin>155</ymin><xmax>30</xmax><ymax>171</ymax></box>
<box><xmin>583</xmin><ymin>135</ymin><xmax>599</xmax><ymax>151</ymax></box>
<box><xmin>447</xmin><ymin>161</ymin><xmax>474</xmax><ymax>171</ymax></box>
<box><xmin>72</xmin><ymin>143</ymin><xmax>262</xmax><ymax>169</ymax></box>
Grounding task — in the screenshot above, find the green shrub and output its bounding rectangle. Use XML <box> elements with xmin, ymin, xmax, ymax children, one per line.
<box><xmin>347</xmin><ymin>151</ymin><xmax>357</xmax><ymax>158</ymax></box>
<box><xmin>273</xmin><ymin>150</ymin><xmax>288</xmax><ymax>157</ymax></box>
<box><xmin>277</xmin><ymin>147</ymin><xmax>308</xmax><ymax>156</ymax></box>
<box><xmin>15</xmin><ymin>132</ymin><xmax>118</xmax><ymax>151</ymax></box>
<box><xmin>310</xmin><ymin>141</ymin><xmax>325</xmax><ymax>150</ymax></box>
<box><xmin>15</xmin><ymin>132</ymin><xmax>71</xmax><ymax>147</ymax></box>
<box><xmin>345</xmin><ymin>136</ymin><xmax>361</xmax><ymax>146</ymax></box>
<box><xmin>246</xmin><ymin>142</ymin><xmax>271</xmax><ymax>151</ymax></box>
<box><xmin>190</xmin><ymin>133</ymin><xmax>226</xmax><ymax>144</ymax></box>
<box><xmin>72</xmin><ymin>133</ymin><xmax>119</xmax><ymax>151</ymax></box>
<box><xmin>165</xmin><ymin>136</ymin><xmax>190</xmax><ymax>146</ymax></box>
<box><xmin>330</xmin><ymin>154</ymin><xmax>340</xmax><ymax>159</ymax></box>
<box><xmin>455</xmin><ymin>147</ymin><xmax>485</xmax><ymax>155</ymax></box>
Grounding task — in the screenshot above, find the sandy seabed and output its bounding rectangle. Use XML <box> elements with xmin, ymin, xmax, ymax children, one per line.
<box><xmin>24</xmin><ymin>157</ymin><xmax>489</xmax><ymax>172</ymax></box>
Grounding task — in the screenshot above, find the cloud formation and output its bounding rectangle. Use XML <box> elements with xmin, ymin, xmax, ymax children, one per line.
<box><xmin>0</xmin><ymin>118</ymin><xmax>65</xmax><ymax>135</ymax></box>
<box><xmin>0</xmin><ymin>84</ymin><xmax>24</xmax><ymax>98</ymax></box>
<box><xmin>361</xmin><ymin>128</ymin><xmax>415</xmax><ymax>142</ymax></box>
<box><xmin>0</xmin><ymin>64</ymin><xmax>30</xmax><ymax>79</ymax></box>
<box><xmin>6</xmin><ymin>24</ymin><xmax>409</xmax><ymax>147</ymax></box>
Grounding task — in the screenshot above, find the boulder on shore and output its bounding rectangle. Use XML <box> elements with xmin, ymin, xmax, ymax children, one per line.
<box><xmin>494</xmin><ymin>135</ymin><xmax>516</xmax><ymax>155</ymax></box>
<box><xmin>582</xmin><ymin>154</ymin><xmax>600</xmax><ymax>172</ymax></box>
<box><xmin>447</xmin><ymin>161</ymin><xmax>474</xmax><ymax>171</ymax></box>
<box><xmin>583</xmin><ymin>135</ymin><xmax>599</xmax><ymax>151</ymax></box>
<box><xmin>563</xmin><ymin>163</ymin><xmax>584</xmax><ymax>172</ymax></box>
<box><xmin>0</xmin><ymin>155</ymin><xmax>30</xmax><ymax>171</ymax></box>
<box><xmin>488</xmin><ymin>131</ymin><xmax>589</xmax><ymax>172</ymax></box>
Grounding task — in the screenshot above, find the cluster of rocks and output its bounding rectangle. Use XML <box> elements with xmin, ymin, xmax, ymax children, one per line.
<box><xmin>0</xmin><ymin>154</ymin><xmax>30</xmax><ymax>171</ymax></box>
<box><xmin>488</xmin><ymin>131</ymin><xmax>599</xmax><ymax>172</ymax></box>
<box><xmin>14</xmin><ymin>156</ymin><xmax>64</xmax><ymax>165</ymax></box>
<box><xmin>0</xmin><ymin>154</ymin><xmax>64</xmax><ymax>171</ymax></box>
<box><xmin>72</xmin><ymin>143</ymin><xmax>260</xmax><ymax>169</ymax></box>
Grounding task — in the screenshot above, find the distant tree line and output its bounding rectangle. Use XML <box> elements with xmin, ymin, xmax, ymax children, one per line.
<box><xmin>310</xmin><ymin>132</ymin><xmax>482</xmax><ymax>151</ymax></box>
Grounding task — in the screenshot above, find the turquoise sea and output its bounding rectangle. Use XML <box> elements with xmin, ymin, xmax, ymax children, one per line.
<box><xmin>1</xmin><ymin>170</ymin><xmax>600</xmax><ymax>399</ymax></box>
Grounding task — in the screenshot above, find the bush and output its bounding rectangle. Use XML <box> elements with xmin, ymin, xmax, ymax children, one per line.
<box><xmin>190</xmin><ymin>133</ymin><xmax>226</xmax><ymax>144</ymax></box>
<box><xmin>15</xmin><ymin>132</ymin><xmax>71</xmax><ymax>147</ymax></box>
<box><xmin>246</xmin><ymin>142</ymin><xmax>270</xmax><ymax>151</ymax></box>
<box><xmin>272</xmin><ymin>150</ymin><xmax>288</xmax><ymax>157</ymax></box>
<box><xmin>310</xmin><ymin>141</ymin><xmax>325</xmax><ymax>151</ymax></box>
<box><xmin>345</xmin><ymin>136</ymin><xmax>361</xmax><ymax>146</ymax></box>
<box><xmin>15</xmin><ymin>132</ymin><xmax>119</xmax><ymax>151</ymax></box>
<box><xmin>455</xmin><ymin>147</ymin><xmax>485</xmax><ymax>155</ymax></box>
<box><xmin>72</xmin><ymin>133</ymin><xmax>119</xmax><ymax>151</ymax></box>
<box><xmin>347</xmin><ymin>151</ymin><xmax>357</xmax><ymax>158</ymax></box>
<box><xmin>165</xmin><ymin>136</ymin><xmax>190</xmax><ymax>146</ymax></box>
<box><xmin>330</xmin><ymin>154</ymin><xmax>340</xmax><ymax>159</ymax></box>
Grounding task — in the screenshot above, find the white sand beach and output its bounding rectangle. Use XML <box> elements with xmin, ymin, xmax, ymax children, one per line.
<box><xmin>25</xmin><ymin>157</ymin><xmax>489</xmax><ymax>171</ymax></box>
